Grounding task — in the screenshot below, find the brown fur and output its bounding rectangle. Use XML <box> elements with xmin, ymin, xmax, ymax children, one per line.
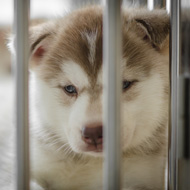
<box><xmin>29</xmin><ymin>7</ymin><xmax>169</xmax><ymax>82</ymax></box>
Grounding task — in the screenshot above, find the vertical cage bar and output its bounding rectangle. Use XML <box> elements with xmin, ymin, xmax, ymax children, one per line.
<box><xmin>168</xmin><ymin>0</ymin><xmax>180</xmax><ymax>189</ymax></box>
<box><xmin>14</xmin><ymin>0</ymin><xmax>30</xmax><ymax>190</ymax></box>
<box><xmin>147</xmin><ymin>0</ymin><xmax>154</xmax><ymax>10</ymax></box>
<box><xmin>103</xmin><ymin>0</ymin><xmax>122</xmax><ymax>190</ymax></box>
<box><xmin>166</xmin><ymin>0</ymin><xmax>171</xmax><ymax>13</ymax></box>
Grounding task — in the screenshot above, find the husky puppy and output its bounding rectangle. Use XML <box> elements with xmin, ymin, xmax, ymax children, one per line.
<box><xmin>2</xmin><ymin>6</ymin><xmax>169</xmax><ymax>190</ymax></box>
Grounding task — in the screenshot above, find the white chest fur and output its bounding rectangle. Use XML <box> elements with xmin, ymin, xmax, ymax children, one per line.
<box><xmin>31</xmin><ymin>143</ymin><xmax>165</xmax><ymax>190</ymax></box>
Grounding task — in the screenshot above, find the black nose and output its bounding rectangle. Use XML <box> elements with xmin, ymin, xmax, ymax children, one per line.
<box><xmin>82</xmin><ymin>125</ymin><xmax>103</xmax><ymax>146</ymax></box>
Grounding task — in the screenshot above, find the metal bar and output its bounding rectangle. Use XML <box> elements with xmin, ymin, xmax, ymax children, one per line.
<box><xmin>103</xmin><ymin>0</ymin><xmax>122</xmax><ymax>190</ymax></box>
<box><xmin>14</xmin><ymin>0</ymin><xmax>30</xmax><ymax>190</ymax></box>
<box><xmin>166</xmin><ymin>0</ymin><xmax>171</xmax><ymax>13</ymax></box>
<box><xmin>147</xmin><ymin>0</ymin><xmax>154</xmax><ymax>10</ymax></box>
<box><xmin>168</xmin><ymin>0</ymin><xmax>181</xmax><ymax>189</ymax></box>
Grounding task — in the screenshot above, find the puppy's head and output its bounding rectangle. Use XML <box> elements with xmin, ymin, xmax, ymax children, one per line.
<box><xmin>27</xmin><ymin>7</ymin><xmax>169</xmax><ymax>157</ymax></box>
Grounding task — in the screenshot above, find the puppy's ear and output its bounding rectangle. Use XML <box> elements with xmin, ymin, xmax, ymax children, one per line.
<box><xmin>128</xmin><ymin>10</ymin><xmax>170</xmax><ymax>50</ymax></box>
<box><xmin>29</xmin><ymin>22</ymin><xmax>56</xmax><ymax>67</ymax></box>
<box><xmin>7</xmin><ymin>21</ymin><xmax>56</xmax><ymax>67</ymax></box>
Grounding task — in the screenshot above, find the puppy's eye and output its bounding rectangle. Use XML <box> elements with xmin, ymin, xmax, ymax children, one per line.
<box><xmin>123</xmin><ymin>81</ymin><xmax>132</xmax><ymax>91</ymax></box>
<box><xmin>64</xmin><ymin>85</ymin><xmax>77</xmax><ymax>95</ymax></box>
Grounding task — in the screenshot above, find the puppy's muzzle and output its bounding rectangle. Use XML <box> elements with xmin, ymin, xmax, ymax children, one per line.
<box><xmin>82</xmin><ymin>124</ymin><xmax>103</xmax><ymax>152</ymax></box>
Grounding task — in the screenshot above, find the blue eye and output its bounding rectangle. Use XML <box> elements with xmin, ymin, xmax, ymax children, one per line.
<box><xmin>123</xmin><ymin>81</ymin><xmax>132</xmax><ymax>90</ymax></box>
<box><xmin>64</xmin><ymin>85</ymin><xmax>77</xmax><ymax>95</ymax></box>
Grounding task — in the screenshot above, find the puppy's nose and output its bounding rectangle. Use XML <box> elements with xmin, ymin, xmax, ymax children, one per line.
<box><xmin>82</xmin><ymin>125</ymin><xmax>103</xmax><ymax>146</ymax></box>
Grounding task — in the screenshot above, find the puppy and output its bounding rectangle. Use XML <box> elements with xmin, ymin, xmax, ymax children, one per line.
<box><xmin>2</xmin><ymin>6</ymin><xmax>169</xmax><ymax>190</ymax></box>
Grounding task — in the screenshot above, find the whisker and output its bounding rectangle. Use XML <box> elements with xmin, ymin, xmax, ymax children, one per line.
<box><xmin>56</xmin><ymin>143</ymin><xmax>69</xmax><ymax>153</ymax></box>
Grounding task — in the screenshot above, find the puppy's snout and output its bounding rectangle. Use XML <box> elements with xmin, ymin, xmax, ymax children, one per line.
<box><xmin>82</xmin><ymin>125</ymin><xmax>103</xmax><ymax>146</ymax></box>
